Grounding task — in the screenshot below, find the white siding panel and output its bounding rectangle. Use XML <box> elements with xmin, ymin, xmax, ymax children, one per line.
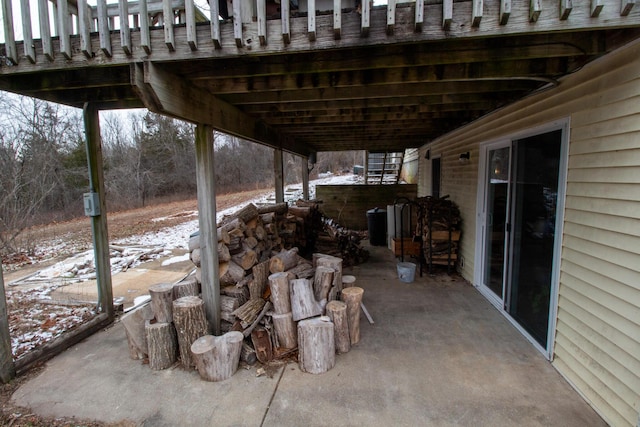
<box><xmin>563</xmin><ymin>237</ymin><xmax>640</xmax><ymax>279</ymax></box>
<box><xmin>566</xmin><ymin>182</ymin><xmax>640</xmax><ymax>202</ymax></box>
<box><xmin>568</xmin><ymin>167</ymin><xmax>640</xmax><ymax>184</ymax></box>
<box><xmin>564</xmin><ymin>221</ymin><xmax>640</xmax><ymax>254</ymax></box>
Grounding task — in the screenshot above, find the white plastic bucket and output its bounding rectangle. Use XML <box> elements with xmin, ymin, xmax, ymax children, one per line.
<box><xmin>397</xmin><ymin>262</ymin><xmax>416</xmax><ymax>283</ymax></box>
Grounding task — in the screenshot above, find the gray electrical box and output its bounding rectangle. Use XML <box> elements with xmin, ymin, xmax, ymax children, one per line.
<box><xmin>83</xmin><ymin>192</ymin><xmax>101</xmax><ymax>216</ymax></box>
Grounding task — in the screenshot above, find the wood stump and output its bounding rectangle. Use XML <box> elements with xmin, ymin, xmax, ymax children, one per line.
<box><xmin>269</xmin><ymin>247</ymin><xmax>299</xmax><ymax>273</ymax></box>
<box><xmin>313</xmin><ymin>266</ymin><xmax>334</xmax><ymax>303</ymax></box>
<box><xmin>173</xmin><ymin>296</ymin><xmax>209</xmax><ymax>369</ymax></box>
<box><xmin>342</xmin><ymin>275</ymin><xmax>356</xmax><ymax>288</ymax></box>
<box><xmin>268</xmin><ymin>272</ymin><xmax>292</xmax><ymax>314</ymax></box>
<box><xmin>149</xmin><ymin>283</ymin><xmax>174</xmax><ymax>323</ymax></box>
<box><xmin>220</xmin><ymin>261</ymin><xmax>245</xmax><ymax>286</ymax></box>
<box><xmin>298</xmin><ymin>317</ymin><xmax>335</xmax><ymax>374</ymax></box>
<box><xmin>290</xmin><ymin>278</ymin><xmax>322</xmax><ymax>321</ymax></box>
<box><xmin>251</xmin><ymin>260</ymin><xmax>270</xmax><ymax>299</ymax></box>
<box><xmin>121</xmin><ymin>303</ymin><xmax>154</xmax><ymax>360</ymax></box>
<box><xmin>145</xmin><ymin>321</ymin><xmax>177</xmax><ymax>370</ymax></box>
<box><xmin>191</xmin><ymin>331</ymin><xmax>244</xmax><ymax>382</ymax></box>
<box><xmin>271</xmin><ymin>312</ymin><xmax>297</xmax><ymax>349</ymax></box>
<box><xmin>173</xmin><ymin>278</ymin><xmax>199</xmax><ymax>300</ymax></box>
<box><xmin>326</xmin><ymin>300</ymin><xmax>350</xmax><ymax>354</ymax></box>
<box><xmin>341</xmin><ymin>287</ymin><xmax>364</xmax><ymax>345</ymax></box>
<box><xmin>316</xmin><ymin>255</ymin><xmax>343</xmax><ymax>301</ymax></box>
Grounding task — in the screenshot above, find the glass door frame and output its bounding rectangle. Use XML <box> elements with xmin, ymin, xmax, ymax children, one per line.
<box><xmin>473</xmin><ymin>119</ymin><xmax>570</xmax><ymax>360</ymax></box>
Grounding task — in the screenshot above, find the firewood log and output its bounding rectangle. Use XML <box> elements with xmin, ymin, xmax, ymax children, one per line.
<box><xmin>326</xmin><ymin>300</ymin><xmax>350</xmax><ymax>354</ymax></box>
<box><xmin>251</xmin><ymin>327</ymin><xmax>273</xmax><ymax>363</ymax></box>
<box><xmin>268</xmin><ymin>272</ymin><xmax>292</xmax><ymax>314</ymax></box>
<box><xmin>221</xmin><ymin>285</ymin><xmax>249</xmax><ymax>306</ymax></box>
<box><xmin>219</xmin><ymin>261</ymin><xmax>245</xmax><ymax>286</ymax></box>
<box><xmin>342</xmin><ymin>275</ymin><xmax>356</xmax><ymax>288</ymax></box>
<box><xmin>341</xmin><ymin>287</ymin><xmax>364</xmax><ymax>345</ymax></box>
<box><xmin>232</xmin><ymin>248</ymin><xmax>257</xmax><ymax>271</ymax></box>
<box><xmin>254</xmin><ymin>225</ymin><xmax>266</xmax><ymax>240</ymax></box>
<box><xmin>149</xmin><ymin>283</ymin><xmax>174</xmax><ymax>323</ymax></box>
<box><xmin>220</xmin><ymin>218</ymin><xmax>246</xmax><ymax>233</ymax></box>
<box><xmin>241</xmin><ymin>342</ymin><xmax>258</xmax><ymax>365</ymax></box>
<box><xmin>290</xmin><ymin>278</ymin><xmax>322</xmax><ymax>321</ymax></box>
<box><xmin>316</xmin><ymin>255</ymin><xmax>343</xmax><ymax>301</ymax></box>
<box><xmin>269</xmin><ymin>247</ymin><xmax>299</xmax><ymax>273</ymax></box>
<box><xmin>288</xmin><ymin>206</ymin><xmax>310</xmax><ymax>218</ymax></box>
<box><xmin>313</xmin><ymin>266</ymin><xmax>334</xmax><ymax>303</ymax></box>
<box><xmin>244</xmin><ymin>236</ymin><xmax>258</xmax><ymax>249</ymax></box>
<box><xmin>173</xmin><ymin>296</ymin><xmax>209</xmax><ymax>369</ymax></box>
<box><xmin>145</xmin><ymin>320</ymin><xmax>177</xmax><ymax>370</ymax></box>
<box><xmin>298</xmin><ymin>317</ymin><xmax>335</xmax><ymax>374</ymax></box>
<box><xmin>286</xmin><ymin>262</ymin><xmax>314</xmax><ymax>279</ymax></box>
<box><xmin>221</xmin><ymin>295</ymin><xmax>240</xmax><ymax>323</ymax></box>
<box><xmin>259</xmin><ymin>213</ymin><xmax>275</xmax><ymax>224</ymax></box>
<box><xmin>191</xmin><ymin>332</ymin><xmax>244</xmax><ymax>381</ymax></box>
<box><xmin>257</xmin><ymin>202</ymin><xmax>288</xmax><ymax>215</ymax></box>
<box><xmin>221</xmin><ymin>203</ymin><xmax>259</xmax><ymax>226</ymax></box>
<box><xmin>232</xmin><ymin>298</ymin><xmax>266</xmax><ymax>329</ymax></box>
<box><xmin>271</xmin><ymin>312</ymin><xmax>297</xmax><ymax>349</ymax></box>
<box><xmin>251</xmin><ymin>260</ymin><xmax>270</xmax><ymax>299</ymax></box>
<box><xmin>173</xmin><ymin>278</ymin><xmax>200</xmax><ymax>300</ymax></box>
<box><xmin>121</xmin><ymin>303</ymin><xmax>154</xmax><ymax>360</ymax></box>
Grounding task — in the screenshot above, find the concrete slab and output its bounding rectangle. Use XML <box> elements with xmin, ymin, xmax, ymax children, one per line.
<box><xmin>11</xmin><ymin>246</ymin><xmax>606</xmax><ymax>426</ymax></box>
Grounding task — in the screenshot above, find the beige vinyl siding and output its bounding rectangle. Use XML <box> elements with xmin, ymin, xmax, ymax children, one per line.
<box><xmin>419</xmin><ymin>40</ymin><xmax>640</xmax><ymax>426</ymax></box>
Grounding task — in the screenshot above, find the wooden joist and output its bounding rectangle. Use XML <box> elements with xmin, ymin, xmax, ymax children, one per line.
<box><xmin>308</xmin><ymin>0</ymin><xmax>316</xmax><ymax>41</ymax></box>
<box><xmin>163</xmin><ymin>0</ymin><xmax>175</xmax><ymax>51</ymax></box>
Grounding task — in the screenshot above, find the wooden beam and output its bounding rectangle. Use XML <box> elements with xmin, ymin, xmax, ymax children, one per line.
<box><xmin>334</xmin><ymin>0</ymin><xmax>341</xmax><ymax>39</ymax></box>
<box><xmin>621</xmin><ymin>0</ymin><xmax>635</xmax><ymax>14</ymax></box>
<box><xmin>0</xmin><ymin>266</ymin><xmax>16</xmax><ymax>384</ymax></box>
<box><xmin>19</xmin><ymin>0</ymin><xmax>35</xmax><ymax>63</ymax></box>
<box><xmin>163</xmin><ymin>0</ymin><xmax>175</xmax><ymax>51</ymax></box>
<box><xmin>119</xmin><ymin>0</ymin><xmax>132</xmax><ymax>55</ymax></box>
<box><xmin>78</xmin><ymin>0</ymin><xmax>93</xmax><ymax>58</ymax></box>
<box><xmin>281</xmin><ymin>0</ymin><xmax>290</xmax><ymax>44</ymax></box>
<box><xmin>37</xmin><ymin>0</ymin><xmax>53</xmax><ymax>61</ymax></box>
<box><xmin>274</xmin><ymin>148</ymin><xmax>284</xmax><ymax>203</ymax></box>
<box><xmin>139</xmin><ymin>0</ymin><xmax>150</xmax><ymax>53</ymax></box>
<box><xmin>590</xmin><ymin>0</ymin><xmax>604</xmax><ymax>16</ymax></box>
<box><xmin>442</xmin><ymin>0</ymin><xmax>453</xmax><ymax>29</ymax></box>
<box><xmin>83</xmin><ymin>103</ymin><xmax>114</xmax><ymax>321</ymax></box>
<box><xmin>560</xmin><ymin>0</ymin><xmax>572</xmax><ymax>19</ymax></box>
<box><xmin>97</xmin><ymin>0</ymin><xmax>111</xmax><ymax>57</ymax></box>
<box><xmin>257</xmin><ymin>0</ymin><xmax>267</xmax><ymax>46</ymax></box>
<box><xmin>1</xmin><ymin>0</ymin><xmax>18</xmax><ymax>64</ymax></box>
<box><xmin>233</xmin><ymin>0</ymin><xmax>242</xmax><ymax>48</ymax></box>
<box><xmin>57</xmin><ymin>0</ymin><xmax>72</xmax><ymax>59</ymax></box>
<box><xmin>132</xmin><ymin>62</ymin><xmax>306</xmax><ymax>155</ymax></box>
<box><xmin>195</xmin><ymin>124</ymin><xmax>220</xmax><ymax>334</ymax></box>
<box><xmin>308</xmin><ymin>0</ymin><xmax>316</xmax><ymax>42</ymax></box>
<box><xmin>530</xmin><ymin>0</ymin><xmax>542</xmax><ymax>21</ymax></box>
<box><xmin>415</xmin><ymin>0</ymin><xmax>424</xmax><ymax>32</ymax></box>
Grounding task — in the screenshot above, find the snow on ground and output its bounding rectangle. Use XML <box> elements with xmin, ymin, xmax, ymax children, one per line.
<box><xmin>5</xmin><ymin>174</ymin><xmax>361</xmax><ymax>357</ymax></box>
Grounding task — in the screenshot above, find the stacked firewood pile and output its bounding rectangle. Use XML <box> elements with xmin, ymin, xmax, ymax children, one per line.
<box><xmin>415</xmin><ymin>197</ymin><xmax>462</xmax><ymax>269</ymax></box>
<box><xmin>316</xmin><ymin>218</ymin><xmax>369</xmax><ymax>266</ymax></box>
<box><xmin>121</xmin><ymin>202</ymin><xmax>368</xmax><ymax>380</ymax></box>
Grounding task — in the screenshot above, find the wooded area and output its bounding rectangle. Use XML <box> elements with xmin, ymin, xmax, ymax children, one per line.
<box><xmin>0</xmin><ymin>93</ymin><xmax>361</xmax><ymax>256</ymax></box>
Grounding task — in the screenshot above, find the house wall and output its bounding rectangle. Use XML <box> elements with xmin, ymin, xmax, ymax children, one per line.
<box><xmin>419</xmin><ymin>40</ymin><xmax>640</xmax><ymax>427</ymax></box>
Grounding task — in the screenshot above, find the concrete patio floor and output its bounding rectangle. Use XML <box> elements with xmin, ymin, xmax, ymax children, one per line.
<box><xmin>11</xmin><ymin>245</ymin><xmax>605</xmax><ymax>426</ymax></box>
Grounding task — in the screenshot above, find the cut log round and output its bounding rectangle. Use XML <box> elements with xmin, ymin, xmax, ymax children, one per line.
<box><xmin>326</xmin><ymin>300</ymin><xmax>350</xmax><ymax>354</ymax></box>
<box><xmin>222</xmin><ymin>203</ymin><xmax>259</xmax><ymax>225</ymax></box>
<box><xmin>341</xmin><ymin>287</ymin><xmax>364</xmax><ymax>345</ymax></box>
<box><xmin>313</xmin><ymin>266</ymin><xmax>334</xmax><ymax>302</ymax></box>
<box><xmin>173</xmin><ymin>296</ymin><xmax>209</xmax><ymax>369</ymax></box>
<box><xmin>219</xmin><ymin>261</ymin><xmax>245</xmax><ymax>286</ymax></box>
<box><xmin>269</xmin><ymin>247</ymin><xmax>300</xmax><ymax>274</ymax></box>
<box><xmin>342</xmin><ymin>275</ymin><xmax>356</xmax><ymax>288</ymax></box>
<box><xmin>316</xmin><ymin>255</ymin><xmax>343</xmax><ymax>301</ymax></box>
<box><xmin>251</xmin><ymin>261</ymin><xmax>270</xmax><ymax>300</ymax></box>
<box><xmin>271</xmin><ymin>311</ymin><xmax>297</xmax><ymax>349</ymax></box>
<box><xmin>191</xmin><ymin>331</ymin><xmax>244</xmax><ymax>381</ymax></box>
<box><xmin>241</xmin><ymin>342</ymin><xmax>258</xmax><ymax>365</ymax></box>
<box><xmin>173</xmin><ymin>278</ymin><xmax>200</xmax><ymax>300</ymax></box>
<box><xmin>268</xmin><ymin>272</ymin><xmax>291</xmax><ymax>314</ymax></box>
<box><xmin>290</xmin><ymin>279</ymin><xmax>322</xmax><ymax>321</ymax></box>
<box><xmin>218</xmin><ymin>242</ymin><xmax>231</xmax><ymax>263</ymax></box>
<box><xmin>149</xmin><ymin>283</ymin><xmax>174</xmax><ymax>323</ymax></box>
<box><xmin>145</xmin><ymin>321</ymin><xmax>177</xmax><ymax>370</ymax></box>
<box><xmin>298</xmin><ymin>317</ymin><xmax>335</xmax><ymax>374</ymax></box>
<box><xmin>286</xmin><ymin>262</ymin><xmax>314</xmax><ymax>279</ymax></box>
<box><xmin>232</xmin><ymin>248</ymin><xmax>257</xmax><ymax>271</ymax></box>
<box><xmin>257</xmin><ymin>202</ymin><xmax>288</xmax><ymax>215</ymax></box>
<box><xmin>121</xmin><ymin>303</ymin><xmax>154</xmax><ymax>360</ymax></box>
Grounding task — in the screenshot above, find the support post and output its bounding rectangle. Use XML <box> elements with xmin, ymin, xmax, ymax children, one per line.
<box><xmin>274</xmin><ymin>148</ymin><xmax>284</xmax><ymax>203</ymax></box>
<box><xmin>0</xmin><ymin>265</ymin><xmax>16</xmax><ymax>383</ymax></box>
<box><xmin>302</xmin><ymin>155</ymin><xmax>310</xmax><ymax>201</ymax></box>
<box><xmin>83</xmin><ymin>103</ymin><xmax>114</xmax><ymax>320</ymax></box>
<box><xmin>195</xmin><ymin>125</ymin><xmax>220</xmax><ymax>334</ymax></box>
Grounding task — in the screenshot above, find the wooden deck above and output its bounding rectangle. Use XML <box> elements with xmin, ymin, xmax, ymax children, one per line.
<box><xmin>1</xmin><ymin>0</ymin><xmax>639</xmax><ymax>155</ymax></box>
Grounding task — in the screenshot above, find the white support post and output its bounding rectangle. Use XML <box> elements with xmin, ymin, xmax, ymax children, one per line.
<box><xmin>83</xmin><ymin>103</ymin><xmax>114</xmax><ymax>321</ymax></box>
<box><xmin>233</xmin><ymin>0</ymin><xmax>242</xmax><ymax>48</ymax></box>
<box><xmin>38</xmin><ymin>0</ymin><xmax>53</xmax><ymax>60</ymax></box>
<box><xmin>78</xmin><ymin>0</ymin><xmax>92</xmax><ymax>58</ymax></box>
<box><xmin>97</xmin><ymin>0</ymin><xmax>112</xmax><ymax>56</ymax></box>
<box><xmin>195</xmin><ymin>125</ymin><xmax>220</xmax><ymax>334</ymax></box>
<box><xmin>281</xmin><ymin>0</ymin><xmax>290</xmax><ymax>43</ymax></box>
<box><xmin>333</xmin><ymin>0</ymin><xmax>341</xmax><ymax>39</ymax></box>
<box><xmin>257</xmin><ymin>0</ymin><xmax>267</xmax><ymax>46</ymax></box>
<box><xmin>308</xmin><ymin>0</ymin><xmax>316</xmax><ymax>41</ymax></box>
<box><xmin>302</xmin><ymin>156</ymin><xmax>310</xmax><ymax>201</ymax></box>
<box><xmin>163</xmin><ymin>0</ymin><xmax>175</xmax><ymax>51</ymax></box>
<box><xmin>387</xmin><ymin>0</ymin><xmax>395</xmax><ymax>35</ymax></box>
<box><xmin>57</xmin><ymin>0</ymin><xmax>71</xmax><ymax>59</ymax></box>
<box><xmin>274</xmin><ymin>148</ymin><xmax>284</xmax><ymax>203</ymax></box>
<box><xmin>361</xmin><ymin>0</ymin><xmax>370</xmax><ymax>36</ymax></box>
<box><xmin>414</xmin><ymin>0</ymin><xmax>424</xmax><ymax>32</ymax></box>
<box><xmin>0</xmin><ymin>265</ymin><xmax>16</xmax><ymax>384</ymax></box>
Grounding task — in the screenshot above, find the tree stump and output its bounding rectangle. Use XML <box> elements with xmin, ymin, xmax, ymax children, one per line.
<box><xmin>316</xmin><ymin>255</ymin><xmax>343</xmax><ymax>301</ymax></box>
<box><xmin>145</xmin><ymin>321</ymin><xmax>177</xmax><ymax>370</ymax></box>
<box><xmin>326</xmin><ymin>300</ymin><xmax>350</xmax><ymax>354</ymax></box>
<box><xmin>271</xmin><ymin>312</ymin><xmax>297</xmax><ymax>349</ymax></box>
<box><xmin>149</xmin><ymin>283</ymin><xmax>174</xmax><ymax>323</ymax></box>
<box><xmin>173</xmin><ymin>296</ymin><xmax>209</xmax><ymax>369</ymax></box>
<box><xmin>298</xmin><ymin>317</ymin><xmax>335</xmax><ymax>374</ymax></box>
<box><xmin>341</xmin><ymin>287</ymin><xmax>364</xmax><ymax>345</ymax></box>
<box><xmin>191</xmin><ymin>331</ymin><xmax>244</xmax><ymax>382</ymax></box>
<box><xmin>313</xmin><ymin>266</ymin><xmax>334</xmax><ymax>303</ymax></box>
<box><xmin>269</xmin><ymin>247</ymin><xmax>299</xmax><ymax>273</ymax></box>
<box><xmin>290</xmin><ymin>279</ymin><xmax>322</xmax><ymax>321</ymax></box>
<box><xmin>173</xmin><ymin>278</ymin><xmax>199</xmax><ymax>300</ymax></box>
<box><xmin>121</xmin><ymin>303</ymin><xmax>154</xmax><ymax>360</ymax></box>
<box><xmin>268</xmin><ymin>272</ymin><xmax>292</xmax><ymax>314</ymax></box>
<box><xmin>342</xmin><ymin>275</ymin><xmax>356</xmax><ymax>288</ymax></box>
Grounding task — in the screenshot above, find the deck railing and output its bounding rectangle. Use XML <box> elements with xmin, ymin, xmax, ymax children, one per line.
<box><xmin>0</xmin><ymin>0</ymin><xmax>637</xmax><ymax>67</ymax></box>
